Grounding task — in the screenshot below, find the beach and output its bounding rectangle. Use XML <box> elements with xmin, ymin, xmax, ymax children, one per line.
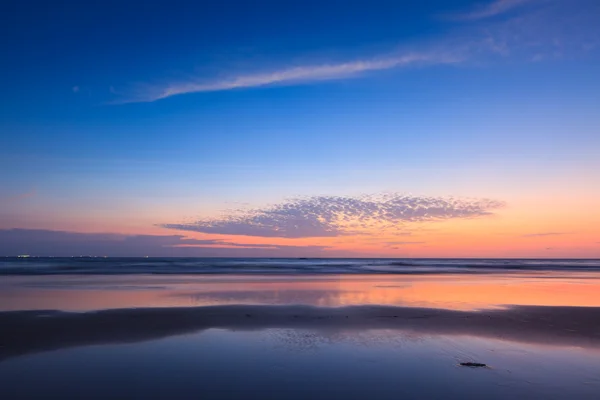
<box><xmin>4</xmin><ymin>0</ymin><xmax>599</xmax><ymax>397</ymax></box>
<box><xmin>1</xmin><ymin>265</ymin><xmax>600</xmax><ymax>399</ymax></box>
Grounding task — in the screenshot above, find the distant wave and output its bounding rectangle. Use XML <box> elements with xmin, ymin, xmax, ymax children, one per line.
<box><xmin>1</xmin><ymin>257</ymin><xmax>599</xmax><ymax>275</ymax></box>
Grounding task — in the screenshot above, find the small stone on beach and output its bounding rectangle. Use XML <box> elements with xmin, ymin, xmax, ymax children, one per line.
<box><xmin>460</xmin><ymin>362</ymin><xmax>487</xmax><ymax>368</ymax></box>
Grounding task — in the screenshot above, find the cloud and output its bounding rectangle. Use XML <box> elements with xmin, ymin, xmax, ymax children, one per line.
<box><xmin>162</xmin><ymin>194</ymin><xmax>505</xmax><ymax>238</ymax></box>
<box><xmin>384</xmin><ymin>241</ymin><xmax>426</xmax><ymax>246</ymax></box>
<box><xmin>110</xmin><ymin>0</ymin><xmax>599</xmax><ymax>103</ymax></box>
<box><xmin>437</xmin><ymin>0</ymin><xmax>600</xmax><ymax>66</ymax></box>
<box><xmin>449</xmin><ymin>0</ymin><xmax>538</xmax><ymax>20</ymax></box>
<box><xmin>384</xmin><ymin>241</ymin><xmax>427</xmax><ymax>250</ymax></box>
<box><xmin>0</xmin><ymin>229</ymin><xmax>329</xmax><ymax>257</ymax></box>
<box><xmin>2</xmin><ymin>189</ymin><xmax>36</xmax><ymax>203</ymax></box>
<box><xmin>114</xmin><ymin>52</ymin><xmax>461</xmax><ymax>103</ymax></box>
<box><xmin>72</xmin><ymin>86</ymin><xmax>80</xmax><ymax>93</ymax></box>
<box><xmin>522</xmin><ymin>232</ymin><xmax>567</xmax><ymax>237</ymax></box>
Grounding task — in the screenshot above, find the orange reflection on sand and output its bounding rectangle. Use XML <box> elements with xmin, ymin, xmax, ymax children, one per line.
<box><xmin>330</xmin><ymin>275</ymin><xmax>600</xmax><ymax>309</ymax></box>
<box><xmin>2</xmin><ymin>273</ymin><xmax>600</xmax><ymax>312</ymax></box>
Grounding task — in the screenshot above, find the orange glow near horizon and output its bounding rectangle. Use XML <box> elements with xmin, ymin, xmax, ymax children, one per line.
<box><xmin>3</xmin><ymin>186</ymin><xmax>599</xmax><ymax>258</ymax></box>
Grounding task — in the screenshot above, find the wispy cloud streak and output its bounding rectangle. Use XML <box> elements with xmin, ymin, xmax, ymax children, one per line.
<box><xmin>3</xmin><ymin>189</ymin><xmax>36</xmax><ymax>203</ymax></box>
<box><xmin>450</xmin><ymin>0</ymin><xmax>537</xmax><ymax>20</ymax></box>
<box><xmin>117</xmin><ymin>52</ymin><xmax>460</xmax><ymax>103</ymax></box>
<box><xmin>112</xmin><ymin>0</ymin><xmax>597</xmax><ymax>103</ymax></box>
<box><xmin>384</xmin><ymin>241</ymin><xmax>427</xmax><ymax>249</ymax></box>
<box><xmin>522</xmin><ymin>232</ymin><xmax>567</xmax><ymax>237</ymax></box>
<box><xmin>0</xmin><ymin>229</ymin><xmax>329</xmax><ymax>257</ymax></box>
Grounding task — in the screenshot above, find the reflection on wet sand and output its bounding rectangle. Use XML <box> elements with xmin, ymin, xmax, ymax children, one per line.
<box><xmin>2</xmin><ymin>304</ymin><xmax>600</xmax><ymax>362</ymax></box>
<box><xmin>2</xmin><ymin>273</ymin><xmax>600</xmax><ymax>400</ymax></box>
<box><xmin>2</xmin><ymin>273</ymin><xmax>600</xmax><ymax>311</ymax></box>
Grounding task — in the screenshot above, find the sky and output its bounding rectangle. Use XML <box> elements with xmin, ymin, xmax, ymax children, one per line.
<box><xmin>1</xmin><ymin>0</ymin><xmax>599</xmax><ymax>257</ymax></box>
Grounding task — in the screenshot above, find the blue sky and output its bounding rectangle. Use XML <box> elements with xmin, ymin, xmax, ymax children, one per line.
<box><xmin>1</xmin><ymin>0</ymin><xmax>600</xmax><ymax>256</ymax></box>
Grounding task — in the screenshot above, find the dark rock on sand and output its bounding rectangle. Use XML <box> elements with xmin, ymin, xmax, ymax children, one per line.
<box><xmin>460</xmin><ymin>362</ymin><xmax>487</xmax><ymax>368</ymax></box>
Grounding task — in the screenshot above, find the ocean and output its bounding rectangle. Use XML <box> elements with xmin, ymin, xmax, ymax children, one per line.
<box><xmin>1</xmin><ymin>257</ymin><xmax>599</xmax><ymax>275</ymax></box>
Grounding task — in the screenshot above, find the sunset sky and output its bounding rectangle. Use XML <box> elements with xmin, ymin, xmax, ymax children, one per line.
<box><xmin>1</xmin><ymin>0</ymin><xmax>599</xmax><ymax>257</ymax></box>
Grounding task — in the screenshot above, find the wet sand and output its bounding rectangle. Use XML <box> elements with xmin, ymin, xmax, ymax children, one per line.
<box><xmin>2</xmin><ymin>273</ymin><xmax>600</xmax><ymax>399</ymax></box>
<box><xmin>2</xmin><ymin>272</ymin><xmax>600</xmax><ymax>311</ymax></box>
<box><xmin>2</xmin><ymin>304</ymin><xmax>600</xmax><ymax>363</ymax></box>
